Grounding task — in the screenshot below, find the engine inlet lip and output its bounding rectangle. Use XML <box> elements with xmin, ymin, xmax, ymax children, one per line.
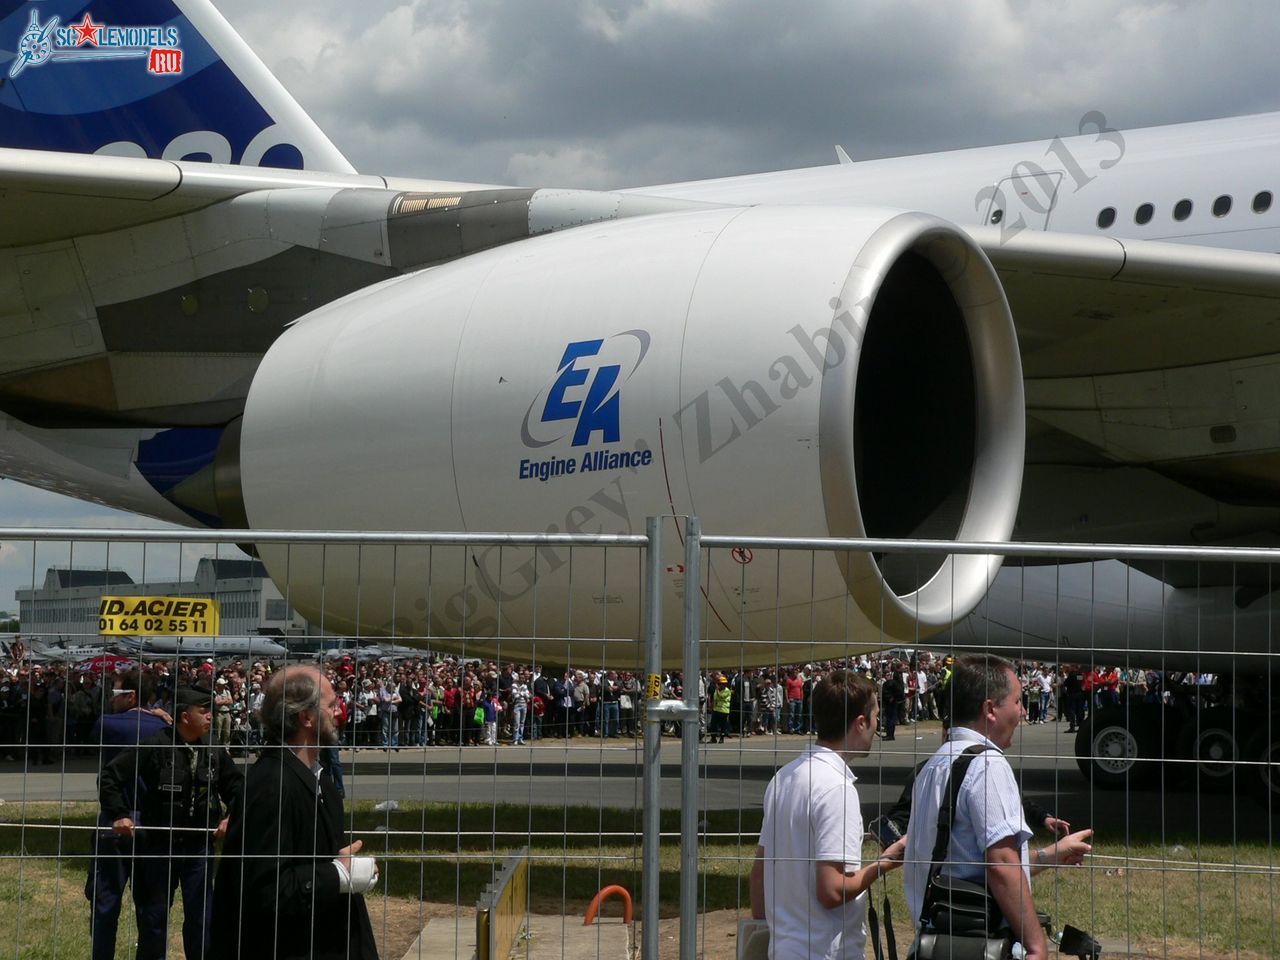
<box><xmin>818</xmin><ymin>212</ymin><xmax>1024</xmax><ymax>633</ymax></box>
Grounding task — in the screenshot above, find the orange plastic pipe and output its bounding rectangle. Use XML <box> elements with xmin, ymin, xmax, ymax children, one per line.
<box><xmin>583</xmin><ymin>884</ymin><xmax>633</xmax><ymax>925</ymax></box>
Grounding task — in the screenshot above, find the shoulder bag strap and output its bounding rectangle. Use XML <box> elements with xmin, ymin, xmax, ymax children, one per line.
<box><xmin>882</xmin><ymin>891</ymin><xmax>899</xmax><ymax>960</ymax></box>
<box><xmin>919</xmin><ymin>743</ymin><xmax>992</xmax><ymax>925</ymax></box>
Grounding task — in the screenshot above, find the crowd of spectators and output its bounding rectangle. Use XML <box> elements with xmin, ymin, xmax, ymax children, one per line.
<box><xmin>0</xmin><ymin>644</ymin><xmax>1226</xmax><ymax>760</ymax></box>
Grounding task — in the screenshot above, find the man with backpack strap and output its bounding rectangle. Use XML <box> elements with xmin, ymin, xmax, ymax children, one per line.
<box><xmin>904</xmin><ymin>655</ymin><xmax>1092</xmax><ymax>960</ymax></box>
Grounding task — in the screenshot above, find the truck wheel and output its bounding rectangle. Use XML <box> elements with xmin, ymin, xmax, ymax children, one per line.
<box><xmin>1075</xmin><ymin>706</ymin><xmax>1161</xmax><ymax>789</ymax></box>
<box><xmin>1243</xmin><ymin>729</ymin><xmax>1280</xmax><ymax>808</ymax></box>
<box><xmin>1175</xmin><ymin>706</ymin><xmax>1245</xmax><ymax>789</ymax></box>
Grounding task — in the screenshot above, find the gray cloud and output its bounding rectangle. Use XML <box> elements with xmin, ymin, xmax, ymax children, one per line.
<box><xmin>0</xmin><ymin>482</ymin><xmax>152</xmax><ymax>612</ymax></box>
<box><xmin>215</xmin><ymin>0</ymin><xmax>1280</xmax><ymax>185</ymax></box>
<box><xmin>0</xmin><ymin>482</ymin><xmax>250</xmax><ymax>617</ymax></box>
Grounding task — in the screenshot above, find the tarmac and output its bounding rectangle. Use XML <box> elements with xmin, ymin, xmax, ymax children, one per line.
<box><xmin>0</xmin><ymin>720</ymin><xmax>1269</xmax><ymax>840</ymax></box>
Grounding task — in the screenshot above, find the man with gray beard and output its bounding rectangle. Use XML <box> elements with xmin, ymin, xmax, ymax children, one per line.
<box><xmin>212</xmin><ymin>666</ymin><xmax>378</xmax><ymax>960</ymax></box>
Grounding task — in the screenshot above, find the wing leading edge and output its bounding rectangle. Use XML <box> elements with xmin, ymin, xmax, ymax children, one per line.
<box><xmin>0</xmin><ymin>146</ymin><xmax>511</xmax><ymax>247</ymax></box>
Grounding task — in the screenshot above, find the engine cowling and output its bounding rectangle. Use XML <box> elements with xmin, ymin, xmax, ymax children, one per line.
<box><xmin>238</xmin><ymin>205</ymin><xmax>1023</xmax><ymax>666</ymax></box>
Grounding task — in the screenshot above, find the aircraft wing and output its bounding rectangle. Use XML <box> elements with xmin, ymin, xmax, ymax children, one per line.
<box><xmin>0</xmin><ymin>147</ymin><xmax>512</xmax><ymax>248</ymax></box>
<box><xmin>971</xmin><ymin>227</ymin><xmax>1280</xmax><ymax>379</ymax></box>
<box><xmin>970</xmin><ymin>226</ymin><xmax>1280</xmax><ymax>547</ymax></box>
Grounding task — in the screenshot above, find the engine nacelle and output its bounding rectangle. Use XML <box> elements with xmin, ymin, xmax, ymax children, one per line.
<box><xmin>239</xmin><ymin>205</ymin><xmax>1023</xmax><ymax>666</ymax></box>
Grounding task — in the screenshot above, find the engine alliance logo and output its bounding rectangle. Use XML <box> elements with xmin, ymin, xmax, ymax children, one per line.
<box><xmin>519</xmin><ymin>330</ymin><xmax>654</xmax><ymax>482</ymax></box>
<box><xmin>9</xmin><ymin>9</ymin><xmax>182</xmax><ymax>79</ymax></box>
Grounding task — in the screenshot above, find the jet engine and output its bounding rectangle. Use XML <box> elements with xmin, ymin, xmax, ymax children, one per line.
<box><xmin>235</xmin><ymin>205</ymin><xmax>1024</xmax><ymax>666</ymax></box>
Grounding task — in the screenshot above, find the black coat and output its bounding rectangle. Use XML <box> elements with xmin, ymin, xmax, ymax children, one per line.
<box><xmin>211</xmin><ymin>746</ymin><xmax>377</xmax><ymax>960</ymax></box>
<box><xmin>883</xmin><ymin>674</ymin><xmax>907</xmax><ymax>706</ymax></box>
<box><xmin>100</xmin><ymin>728</ymin><xmax>242</xmax><ymax>847</ymax></box>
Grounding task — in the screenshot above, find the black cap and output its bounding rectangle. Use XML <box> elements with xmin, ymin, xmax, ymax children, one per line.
<box><xmin>173</xmin><ymin>684</ymin><xmax>214</xmax><ymax>711</ymax></box>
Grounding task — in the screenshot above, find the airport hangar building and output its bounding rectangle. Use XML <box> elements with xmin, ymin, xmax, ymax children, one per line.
<box><xmin>16</xmin><ymin>558</ymin><xmax>307</xmax><ymax>641</ymax></box>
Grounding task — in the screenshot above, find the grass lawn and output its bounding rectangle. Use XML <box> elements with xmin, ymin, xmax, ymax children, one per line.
<box><xmin>1</xmin><ymin>801</ymin><xmax>1275</xmax><ymax>958</ymax></box>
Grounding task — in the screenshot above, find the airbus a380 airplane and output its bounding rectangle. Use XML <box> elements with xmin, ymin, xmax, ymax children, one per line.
<box><xmin>2</xmin><ymin>1</ymin><xmax>1279</xmax><ymax>790</ymax></box>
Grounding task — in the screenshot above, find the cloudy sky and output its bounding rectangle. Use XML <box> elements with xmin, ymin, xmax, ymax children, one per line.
<box><xmin>210</xmin><ymin>0</ymin><xmax>1280</xmax><ymax>188</ymax></box>
<box><xmin>2</xmin><ymin>0</ymin><xmax>1279</xmax><ymax>607</ymax></box>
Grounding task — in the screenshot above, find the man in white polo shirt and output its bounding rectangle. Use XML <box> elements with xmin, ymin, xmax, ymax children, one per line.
<box><xmin>750</xmin><ymin>670</ymin><xmax>907</xmax><ymax>960</ymax></box>
<box><xmin>904</xmin><ymin>655</ymin><xmax>1092</xmax><ymax>960</ymax></box>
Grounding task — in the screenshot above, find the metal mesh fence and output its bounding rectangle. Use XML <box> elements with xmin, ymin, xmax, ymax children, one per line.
<box><xmin>0</xmin><ymin>522</ymin><xmax>1274</xmax><ymax>960</ymax></box>
<box><xmin>696</xmin><ymin>533</ymin><xmax>1278</xmax><ymax>960</ymax></box>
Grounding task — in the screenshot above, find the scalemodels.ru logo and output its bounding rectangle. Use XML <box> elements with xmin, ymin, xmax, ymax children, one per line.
<box><xmin>9</xmin><ymin>9</ymin><xmax>182</xmax><ymax>79</ymax></box>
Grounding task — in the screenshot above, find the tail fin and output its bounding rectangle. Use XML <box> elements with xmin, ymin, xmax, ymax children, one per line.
<box><xmin>0</xmin><ymin>0</ymin><xmax>353</xmax><ymax>172</ymax></box>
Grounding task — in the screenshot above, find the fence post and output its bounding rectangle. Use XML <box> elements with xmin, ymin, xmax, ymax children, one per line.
<box><xmin>641</xmin><ymin>516</ymin><xmax>663</xmax><ymax>960</ymax></box>
<box><xmin>680</xmin><ymin>516</ymin><xmax>702</xmax><ymax>960</ymax></box>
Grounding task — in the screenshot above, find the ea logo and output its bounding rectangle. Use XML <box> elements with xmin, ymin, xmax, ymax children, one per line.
<box><xmin>521</xmin><ymin>330</ymin><xmax>650</xmax><ymax>449</ymax></box>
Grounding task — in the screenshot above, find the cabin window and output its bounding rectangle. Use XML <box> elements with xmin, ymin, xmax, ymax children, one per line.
<box><xmin>1213</xmin><ymin>194</ymin><xmax>1232</xmax><ymax>217</ymax></box>
<box><xmin>1253</xmin><ymin>191</ymin><xmax>1272</xmax><ymax>213</ymax></box>
<box><xmin>1135</xmin><ymin>203</ymin><xmax>1154</xmax><ymax>225</ymax></box>
<box><xmin>1097</xmin><ymin>207</ymin><xmax>1116</xmax><ymax>229</ymax></box>
<box><xmin>1173</xmin><ymin>199</ymin><xmax>1193</xmax><ymax>221</ymax></box>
